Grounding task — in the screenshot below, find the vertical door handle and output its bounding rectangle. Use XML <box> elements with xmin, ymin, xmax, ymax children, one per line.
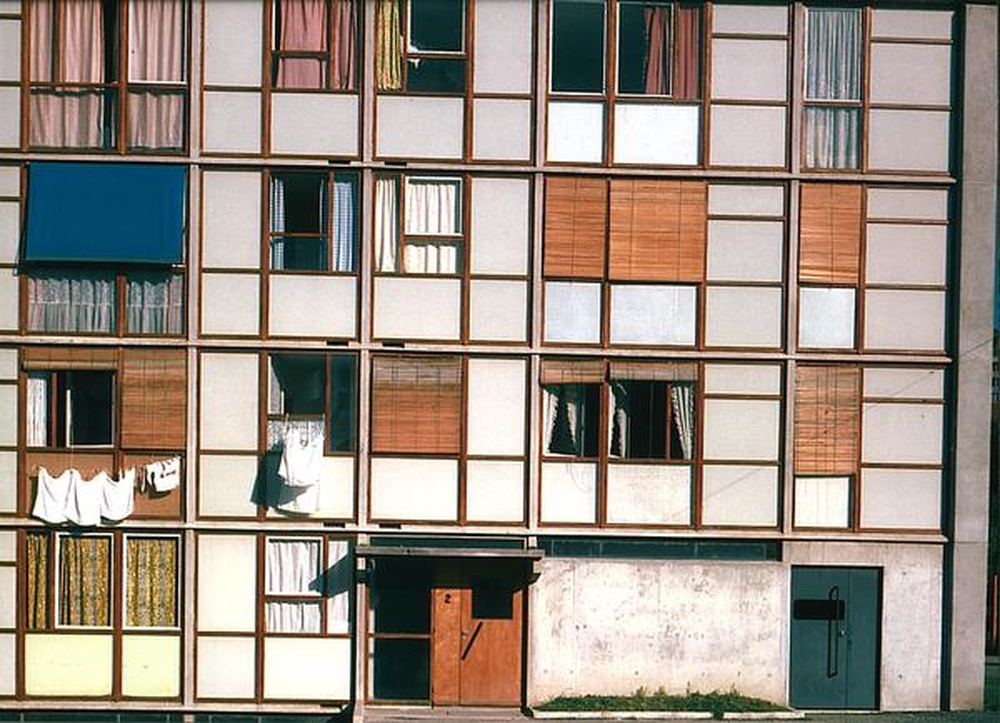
<box><xmin>827</xmin><ymin>585</ymin><xmax>840</xmax><ymax>678</ymax></box>
<box><xmin>461</xmin><ymin>621</ymin><xmax>483</xmax><ymax>660</ymax></box>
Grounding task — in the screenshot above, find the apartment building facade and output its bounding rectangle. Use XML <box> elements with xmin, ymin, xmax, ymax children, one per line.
<box><xmin>0</xmin><ymin>0</ymin><xmax>995</xmax><ymax>716</ymax></box>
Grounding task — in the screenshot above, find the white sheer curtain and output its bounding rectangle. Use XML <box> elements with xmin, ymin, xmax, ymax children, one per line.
<box><xmin>27</xmin><ymin>271</ymin><xmax>115</xmax><ymax>333</ymax></box>
<box><xmin>332</xmin><ymin>177</ymin><xmax>356</xmax><ymax>272</ymax></box>
<box><xmin>26</xmin><ymin>373</ymin><xmax>49</xmax><ymax>447</ymax></box>
<box><xmin>375</xmin><ymin>177</ymin><xmax>398</xmax><ymax>272</ymax></box>
<box><xmin>608</xmin><ymin>382</ymin><xmax>629</xmax><ymax>458</ymax></box>
<box><xmin>670</xmin><ymin>384</ymin><xmax>695</xmax><ymax>460</ymax></box>
<box><xmin>805</xmin><ymin>107</ymin><xmax>860</xmax><ymax>169</ymax></box>
<box><xmin>805</xmin><ymin>8</ymin><xmax>861</xmax><ymax>169</ymax></box>
<box><xmin>126</xmin><ymin>272</ymin><xmax>183</xmax><ymax>334</ymax></box>
<box><xmin>265</xmin><ymin>538</ymin><xmax>322</xmax><ymax>634</ymax></box>
<box><xmin>403</xmin><ymin>179</ymin><xmax>460</xmax><ymax>274</ymax></box>
<box><xmin>327</xmin><ymin>539</ymin><xmax>350</xmax><ymax>633</ymax></box>
<box><xmin>544</xmin><ymin>385</ymin><xmax>589</xmax><ymax>457</ymax></box>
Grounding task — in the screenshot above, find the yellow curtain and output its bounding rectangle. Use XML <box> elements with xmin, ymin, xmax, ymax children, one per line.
<box><xmin>59</xmin><ymin>536</ymin><xmax>110</xmax><ymax>626</ymax></box>
<box><xmin>375</xmin><ymin>0</ymin><xmax>402</xmax><ymax>91</ymax></box>
<box><xmin>126</xmin><ymin>537</ymin><xmax>178</xmax><ymax>627</ymax></box>
<box><xmin>26</xmin><ymin>533</ymin><xmax>48</xmax><ymax>629</ymax></box>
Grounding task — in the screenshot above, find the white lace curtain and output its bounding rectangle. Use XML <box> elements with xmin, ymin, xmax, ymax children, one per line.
<box><xmin>375</xmin><ymin>177</ymin><xmax>398</xmax><ymax>272</ymax></box>
<box><xmin>804</xmin><ymin>8</ymin><xmax>861</xmax><ymax>169</ymax></box>
<box><xmin>126</xmin><ymin>272</ymin><xmax>183</xmax><ymax>334</ymax></box>
<box><xmin>27</xmin><ymin>271</ymin><xmax>115</xmax><ymax>333</ymax></box>
<box><xmin>26</xmin><ymin>373</ymin><xmax>49</xmax><ymax>447</ymax></box>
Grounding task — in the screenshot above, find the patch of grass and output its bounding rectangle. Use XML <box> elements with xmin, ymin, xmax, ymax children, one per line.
<box><xmin>536</xmin><ymin>687</ymin><xmax>787</xmax><ymax>719</ymax></box>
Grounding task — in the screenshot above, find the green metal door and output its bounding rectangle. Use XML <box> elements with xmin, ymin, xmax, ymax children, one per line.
<box><xmin>790</xmin><ymin>566</ymin><xmax>880</xmax><ymax>709</ymax></box>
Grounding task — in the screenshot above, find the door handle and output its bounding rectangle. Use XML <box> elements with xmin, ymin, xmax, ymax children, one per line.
<box><xmin>461</xmin><ymin>621</ymin><xmax>484</xmax><ymax>661</ymax></box>
<box><xmin>827</xmin><ymin>585</ymin><xmax>840</xmax><ymax>678</ymax></box>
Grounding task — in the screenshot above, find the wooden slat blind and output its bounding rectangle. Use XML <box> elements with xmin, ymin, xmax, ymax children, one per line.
<box><xmin>794</xmin><ymin>365</ymin><xmax>860</xmax><ymax>475</ymax></box>
<box><xmin>543</xmin><ymin>176</ymin><xmax>607</xmax><ymax>278</ymax></box>
<box><xmin>121</xmin><ymin>349</ymin><xmax>187</xmax><ymax>450</ymax></box>
<box><xmin>371</xmin><ymin>356</ymin><xmax>462</xmax><ymax>455</ymax></box>
<box><xmin>799</xmin><ymin>183</ymin><xmax>863</xmax><ymax>284</ymax></box>
<box><xmin>22</xmin><ymin>347</ymin><xmax>117</xmax><ymax>370</ymax></box>
<box><xmin>539</xmin><ymin>359</ymin><xmax>605</xmax><ymax>385</ymax></box>
<box><xmin>608</xmin><ymin>179</ymin><xmax>707</xmax><ymax>281</ymax></box>
<box><xmin>608</xmin><ymin>361</ymin><xmax>698</xmax><ymax>381</ymax></box>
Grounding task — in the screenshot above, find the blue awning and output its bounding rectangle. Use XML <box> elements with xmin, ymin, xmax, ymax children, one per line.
<box><xmin>24</xmin><ymin>162</ymin><xmax>186</xmax><ymax>264</ymax></box>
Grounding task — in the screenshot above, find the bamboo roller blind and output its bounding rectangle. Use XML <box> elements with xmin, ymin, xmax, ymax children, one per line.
<box><xmin>121</xmin><ymin>349</ymin><xmax>187</xmax><ymax>450</ymax></box>
<box><xmin>799</xmin><ymin>183</ymin><xmax>863</xmax><ymax>284</ymax></box>
<box><xmin>539</xmin><ymin>359</ymin><xmax>605</xmax><ymax>385</ymax></box>
<box><xmin>543</xmin><ymin>176</ymin><xmax>607</xmax><ymax>278</ymax></box>
<box><xmin>794</xmin><ymin>365</ymin><xmax>861</xmax><ymax>475</ymax></box>
<box><xmin>21</xmin><ymin>346</ymin><xmax>118</xmax><ymax>370</ymax></box>
<box><xmin>371</xmin><ymin>356</ymin><xmax>462</xmax><ymax>455</ymax></box>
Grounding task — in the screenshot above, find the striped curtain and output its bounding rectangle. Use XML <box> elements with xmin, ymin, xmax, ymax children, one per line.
<box><xmin>126</xmin><ymin>537</ymin><xmax>178</xmax><ymax>627</ymax></box>
<box><xmin>333</xmin><ymin>177</ymin><xmax>356</xmax><ymax>272</ymax></box>
<box><xmin>59</xmin><ymin>536</ymin><xmax>111</xmax><ymax>627</ymax></box>
<box><xmin>26</xmin><ymin>533</ymin><xmax>49</xmax><ymax>629</ymax></box>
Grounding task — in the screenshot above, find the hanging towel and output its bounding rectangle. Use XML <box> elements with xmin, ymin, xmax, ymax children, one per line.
<box><xmin>149</xmin><ymin>456</ymin><xmax>181</xmax><ymax>492</ymax></box>
<box><xmin>32</xmin><ymin>467</ymin><xmax>73</xmax><ymax>524</ymax></box>
<box><xmin>66</xmin><ymin>470</ymin><xmax>105</xmax><ymax>526</ymax></box>
<box><xmin>278</xmin><ymin>428</ymin><xmax>324</xmax><ymax>488</ymax></box>
<box><xmin>101</xmin><ymin>468</ymin><xmax>135</xmax><ymax>522</ymax></box>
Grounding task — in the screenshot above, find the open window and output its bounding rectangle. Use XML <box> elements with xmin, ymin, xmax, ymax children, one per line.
<box><xmin>609</xmin><ymin>380</ymin><xmax>694</xmax><ymax>460</ymax></box>
<box><xmin>375</xmin><ymin>175</ymin><xmax>463</xmax><ymax>275</ymax></box>
<box><xmin>270</xmin><ymin>0</ymin><xmax>357</xmax><ymax>90</ymax></box>
<box><xmin>542</xmin><ymin>383</ymin><xmax>600</xmax><ymax>458</ymax></box>
<box><xmin>269</xmin><ymin>171</ymin><xmax>358</xmax><ymax>273</ymax></box>
<box><xmin>376</xmin><ymin>0</ymin><xmax>466</xmax><ymax>93</ymax></box>
<box><xmin>26</xmin><ymin>369</ymin><xmax>115</xmax><ymax>448</ymax></box>
<box><xmin>267</xmin><ymin>353</ymin><xmax>357</xmax><ymax>455</ymax></box>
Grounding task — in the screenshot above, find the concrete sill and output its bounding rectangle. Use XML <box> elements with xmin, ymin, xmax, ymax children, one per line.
<box><xmin>530</xmin><ymin>712</ymin><xmax>713</xmax><ymax>720</ymax></box>
<box><xmin>721</xmin><ymin>713</ymin><xmax>805</xmax><ymax>720</ymax></box>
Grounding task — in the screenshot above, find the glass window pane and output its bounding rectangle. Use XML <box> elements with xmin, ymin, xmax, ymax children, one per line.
<box><xmin>266</xmin><ymin>600</ymin><xmax>322</xmax><ymax>633</ymax></box>
<box><xmin>27</xmin><ymin>269</ymin><xmax>117</xmax><ymax>334</ymax></box>
<box><xmin>372</xmin><ymin>638</ymin><xmax>430</xmax><ymax>700</ymax></box>
<box><xmin>551</xmin><ymin>0</ymin><xmax>605</xmax><ymax>93</ymax></box>
<box><xmin>408</xmin><ymin>0</ymin><xmax>463</xmax><ymax>52</ymax></box>
<box><xmin>406</xmin><ymin>57</ymin><xmax>465</xmax><ymax>93</ymax></box>
<box><xmin>271</xmin><ymin>173</ymin><xmax>328</xmax><ymax>271</ymax></box>
<box><xmin>618</xmin><ymin>2</ymin><xmax>671</xmax><ymax>95</ymax></box>
<box><xmin>799</xmin><ymin>287</ymin><xmax>856</xmax><ymax>348</ymax></box>
<box><xmin>404</xmin><ymin>178</ymin><xmax>461</xmax><ymax>235</ymax></box>
<box><xmin>63</xmin><ymin>371</ymin><xmax>114</xmax><ymax>446</ymax></box>
<box><xmin>270</xmin><ymin>355</ymin><xmax>327</xmax><ymax>415</ymax></box>
<box><xmin>609</xmin><ymin>380</ymin><xmax>668</xmax><ymax>459</ymax></box>
<box><xmin>543</xmin><ymin>383</ymin><xmax>601</xmax><ymax>457</ymax></box>
<box><xmin>266</xmin><ymin>538</ymin><xmax>322</xmax><ymax>594</ymax></box>
<box><xmin>329</xmin><ymin>355</ymin><xmax>357</xmax><ymax>453</ymax></box>
<box><xmin>126</xmin><ymin>270</ymin><xmax>184</xmax><ymax>335</ymax></box>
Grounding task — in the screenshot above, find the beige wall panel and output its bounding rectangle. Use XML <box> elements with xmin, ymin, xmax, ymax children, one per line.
<box><xmin>864</xmin><ymin>289</ymin><xmax>945</xmax><ymax>351</ymax></box>
<box><xmin>709</xmin><ymin>105</ymin><xmax>786</xmax><ymax>167</ymax></box>
<box><xmin>0</xmin><ymin>88</ymin><xmax>19</xmax><ymax>147</ymax></box>
<box><xmin>711</xmin><ymin>39</ymin><xmax>787</xmax><ymax>101</ymax></box>
<box><xmin>377</xmin><ymin>96</ymin><xmax>464</xmax><ymax>159</ymax></box>
<box><xmin>865</xmin><ymin>223</ymin><xmax>947</xmax><ymax>285</ymax></box>
<box><xmin>707</xmin><ymin>220</ymin><xmax>783</xmax><ymax>282</ymax></box>
<box><xmin>197</xmin><ymin>534</ymin><xmax>257</xmax><ymax>632</ymax></box>
<box><xmin>544</xmin><ymin>281</ymin><xmax>601</xmax><ymax>344</ymax></box>
<box><xmin>0</xmin><ymin>1</ymin><xmax>21</xmax><ymax>13</ymax></box>
<box><xmin>0</xmin><ymin>530</ymin><xmax>14</xmax><ymax>561</ymax></box>
<box><xmin>0</xmin><ymin>348</ymin><xmax>15</xmax><ymax>379</ymax></box>
<box><xmin>196</xmin><ymin>636</ymin><xmax>256</xmax><ymax>699</ymax></box>
<box><xmin>0</xmin><ymin>267</ymin><xmax>18</xmax><ymax>331</ymax></box>
<box><xmin>861</xmin><ymin>468</ymin><xmax>940</xmax><ymax>530</ymax></box>
<box><xmin>200</xmin><ymin>353</ymin><xmax>259</xmax><ymax>452</ymax></box>
<box><xmin>264</xmin><ymin>637</ymin><xmax>351</xmax><ymax>700</ymax></box>
<box><xmin>0</xmin><ymin>21</ymin><xmax>19</xmax><ymax>80</ymax></box>
<box><xmin>474</xmin><ymin>0</ymin><xmax>533</xmax><ymax>93</ymax></box>
<box><xmin>471</xmin><ymin>177</ymin><xmax>530</xmax><ymax>275</ymax></box>
<box><xmin>870</xmin><ymin>43</ymin><xmax>951</xmax><ymax>106</ymax></box>
<box><xmin>0</xmin><ymin>384</ymin><xmax>15</xmax><ymax>446</ymax></box>
<box><xmin>25</xmin><ymin>634</ymin><xmax>113</xmax><ymax>696</ymax></box>
<box><xmin>203</xmin><ymin>0</ymin><xmax>262</xmax><ymax>85</ymax></box>
<box><xmin>705</xmin><ymin>286</ymin><xmax>782</xmax><ymax>348</ymax></box>
<box><xmin>466</xmin><ymin>460</ymin><xmax>524</xmax><ymax>523</ymax></box>
<box><xmin>794</xmin><ymin>476</ymin><xmax>851</xmax><ymax>528</ymax></box>
<box><xmin>702</xmin><ymin>465</ymin><xmax>778</xmax><ymax>527</ymax></box>
<box><xmin>469</xmin><ymin>280</ymin><xmax>528</xmax><ymax>342</ymax></box>
<box><xmin>0</xmin><ymin>451</ymin><xmax>14</xmax><ymax>512</ymax></box>
<box><xmin>467</xmin><ymin>358</ymin><xmax>526</xmax><ymax>456</ymax></box>
<box><xmin>708</xmin><ymin>183</ymin><xmax>785</xmax><ymax>217</ymax></box>
<box><xmin>712</xmin><ymin>4</ymin><xmax>788</xmax><ymax>35</ymax></box>
<box><xmin>541</xmin><ymin>462</ymin><xmax>597</xmax><ymax>524</ymax></box>
<box><xmin>198</xmin><ymin>454</ymin><xmax>258</xmax><ymax>518</ymax></box>
<box><xmin>201</xmin><ymin>272</ymin><xmax>260</xmax><ymax>336</ymax></box>
<box><xmin>373</xmin><ymin>276</ymin><xmax>461</xmax><ymax>340</ymax></box>
<box><xmin>271</xmin><ymin>93</ymin><xmax>358</xmax><ymax>156</ymax></box>
<box><xmin>864</xmin><ymin>368</ymin><xmax>944</xmax><ymax>400</ymax></box>
<box><xmin>0</xmin><ymin>633</ymin><xmax>12</xmax><ymax>695</ymax></box>
<box><xmin>863</xmin><ymin>402</ymin><xmax>944</xmax><ymax>465</ymax></box>
<box><xmin>703</xmin><ymin>399</ymin><xmax>780</xmax><ymax>461</ymax></box>
<box><xmin>201</xmin><ymin>171</ymin><xmax>261</xmax><ymax>269</ymax></box>
<box><xmin>799</xmin><ymin>287</ymin><xmax>855</xmax><ymax>349</ymax></box>
<box><xmin>613</xmin><ymin>104</ymin><xmax>700</xmax><ymax>165</ymax></box>
<box><xmin>606</xmin><ymin>464</ymin><xmax>691</xmax><ymax>525</ymax></box>
<box><xmin>269</xmin><ymin>275</ymin><xmax>356</xmax><ymax>338</ymax></box>
<box><xmin>473</xmin><ymin>98</ymin><xmax>532</xmax><ymax>162</ymax></box>
<box><xmin>609</xmin><ymin>284</ymin><xmax>697</xmax><ymax>345</ymax></box>
<box><xmin>122</xmin><ymin>635</ymin><xmax>181</xmax><ymax>698</ymax></box>
<box><xmin>547</xmin><ymin>102</ymin><xmax>604</xmax><ymax>164</ymax></box>
<box><xmin>872</xmin><ymin>9</ymin><xmax>953</xmax><ymax>40</ymax></box>
<box><xmin>203</xmin><ymin>92</ymin><xmax>261</xmax><ymax>154</ymax></box>
<box><xmin>370</xmin><ymin>457</ymin><xmax>458</xmax><ymax>521</ymax></box>
<box><xmin>704</xmin><ymin>364</ymin><xmax>781</xmax><ymax>396</ymax></box>
<box><xmin>869</xmin><ymin>109</ymin><xmax>950</xmax><ymax>173</ymax></box>
<box><xmin>0</xmin><ymin>165</ymin><xmax>19</xmax><ymax>196</ymax></box>
<box><xmin>867</xmin><ymin>188</ymin><xmax>949</xmax><ymax>221</ymax></box>
<box><xmin>315</xmin><ymin>456</ymin><xmax>355</xmax><ymax>519</ymax></box>
<box><xmin>0</xmin><ymin>565</ymin><xmax>13</xmax><ymax>627</ymax></box>
<box><xmin>0</xmin><ymin>201</ymin><xmax>19</xmax><ymax>263</ymax></box>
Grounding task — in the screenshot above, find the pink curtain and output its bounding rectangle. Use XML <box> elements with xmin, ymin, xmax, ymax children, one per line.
<box><xmin>127</xmin><ymin>0</ymin><xmax>186</xmax><ymax>149</ymax></box>
<box><xmin>331</xmin><ymin>0</ymin><xmax>355</xmax><ymax>90</ymax></box>
<box><xmin>276</xmin><ymin>0</ymin><xmax>328</xmax><ymax>88</ymax></box>
<box><xmin>643</xmin><ymin>6</ymin><xmax>669</xmax><ymax>95</ymax></box>
<box><xmin>674</xmin><ymin>3</ymin><xmax>701</xmax><ymax>101</ymax></box>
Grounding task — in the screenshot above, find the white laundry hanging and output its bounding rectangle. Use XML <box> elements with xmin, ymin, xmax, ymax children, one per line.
<box><xmin>101</xmin><ymin>468</ymin><xmax>136</xmax><ymax>522</ymax></box>
<box><xmin>32</xmin><ymin>467</ymin><xmax>73</xmax><ymax>524</ymax></box>
<box><xmin>65</xmin><ymin>470</ymin><xmax>105</xmax><ymax>527</ymax></box>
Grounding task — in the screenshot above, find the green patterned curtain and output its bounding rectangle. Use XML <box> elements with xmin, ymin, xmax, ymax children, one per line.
<box><xmin>375</xmin><ymin>0</ymin><xmax>402</xmax><ymax>90</ymax></box>
<box><xmin>126</xmin><ymin>537</ymin><xmax>178</xmax><ymax>627</ymax></box>
<box><xmin>26</xmin><ymin>533</ymin><xmax>48</xmax><ymax>629</ymax></box>
<box><xmin>59</xmin><ymin>536</ymin><xmax>110</xmax><ymax>626</ymax></box>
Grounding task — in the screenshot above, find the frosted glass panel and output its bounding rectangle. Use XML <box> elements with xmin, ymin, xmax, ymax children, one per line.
<box><xmin>609</xmin><ymin>285</ymin><xmax>696</xmax><ymax>345</ymax></box>
<box><xmin>795</xmin><ymin>476</ymin><xmax>851</xmax><ymax>528</ymax></box>
<box><xmin>799</xmin><ymin>287</ymin><xmax>855</xmax><ymax>349</ymax></box>
<box><xmin>545</xmin><ymin>282</ymin><xmax>601</xmax><ymax>344</ymax></box>
<box><xmin>613</xmin><ymin>104</ymin><xmax>700</xmax><ymax>165</ymax></box>
<box><xmin>547</xmin><ymin>102</ymin><xmax>604</xmax><ymax>163</ymax></box>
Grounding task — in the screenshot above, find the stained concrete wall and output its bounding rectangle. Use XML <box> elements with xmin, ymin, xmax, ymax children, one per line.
<box><xmin>527</xmin><ymin>558</ymin><xmax>788</xmax><ymax>704</ymax></box>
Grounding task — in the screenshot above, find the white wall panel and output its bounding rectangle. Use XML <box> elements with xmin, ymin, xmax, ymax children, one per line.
<box><xmin>0</xmin><ymin>633</ymin><xmax>11</xmax><ymax>695</ymax></box>
<box><xmin>0</xmin><ymin>566</ymin><xmax>14</xmax><ymax>628</ymax></box>
<box><xmin>264</xmin><ymin>638</ymin><xmax>351</xmax><ymax>700</ymax></box>
<box><xmin>864</xmin><ymin>289</ymin><xmax>945</xmax><ymax>351</ymax></box>
<box><xmin>269</xmin><ymin>275</ymin><xmax>356</xmax><ymax>338</ymax></box>
<box><xmin>703</xmin><ymin>399</ymin><xmax>780</xmax><ymax>461</ymax></box>
<box><xmin>315</xmin><ymin>456</ymin><xmax>355</xmax><ymax>520</ymax></box>
<box><xmin>0</xmin><ymin>269</ymin><xmax>16</xmax><ymax>330</ymax></box>
<box><xmin>0</xmin><ymin>88</ymin><xmax>20</xmax><ymax>148</ymax></box>
<box><xmin>122</xmin><ymin>636</ymin><xmax>180</xmax><ymax>698</ymax></box>
<box><xmin>0</xmin><ymin>385</ymin><xmax>14</xmax><ymax>446</ymax></box>
<box><xmin>0</xmin><ymin>21</ymin><xmax>20</xmax><ymax>81</ymax></box>
<box><xmin>540</xmin><ymin>462</ymin><xmax>597</xmax><ymax>524</ymax></box>
<box><xmin>377</xmin><ymin>96</ymin><xmax>464</xmax><ymax>159</ymax></box>
<box><xmin>705</xmin><ymin>286</ymin><xmax>782</xmax><ymax>348</ymax></box>
<box><xmin>865</xmin><ymin>223</ymin><xmax>947</xmax><ymax>285</ymax></box>
<box><xmin>197</xmin><ymin>535</ymin><xmax>257</xmax><ymax>632</ymax></box>
<box><xmin>0</xmin><ymin>166</ymin><xmax>19</xmax><ymax>196</ymax></box>
<box><xmin>712</xmin><ymin>4</ymin><xmax>788</xmax><ymax>35</ymax></box>
<box><xmin>869</xmin><ymin>109</ymin><xmax>950</xmax><ymax>173</ymax></box>
<box><xmin>609</xmin><ymin>284</ymin><xmax>697</xmax><ymax>345</ymax></box>
<box><xmin>25</xmin><ymin>634</ymin><xmax>113</xmax><ymax>696</ymax></box>
<box><xmin>867</xmin><ymin>188</ymin><xmax>949</xmax><ymax>221</ymax></box>
<box><xmin>473</xmin><ymin>99</ymin><xmax>532</xmax><ymax>161</ymax></box>
<box><xmin>863</xmin><ymin>403</ymin><xmax>943</xmax><ymax>465</ymax></box>
<box><xmin>469</xmin><ymin>280</ymin><xmax>528</xmax><ymax>342</ymax></box>
<box><xmin>861</xmin><ymin>468</ymin><xmax>941</xmax><ymax>529</ymax></box>
<box><xmin>0</xmin><ymin>530</ymin><xmax>13</xmax><ymax>561</ymax></box>
<box><xmin>613</xmin><ymin>104</ymin><xmax>700</xmax><ymax>165</ymax></box>
<box><xmin>467</xmin><ymin>358</ymin><xmax>526</xmax><ymax>456</ymax></box>
<box><xmin>466</xmin><ymin>460</ymin><xmax>524</xmax><ymax>523</ymax></box>
<box><xmin>702</xmin><ymin>465</ymin><xmax>778</xmax><ymax>526</ymax></box>
<box><xmin>203</xmin><ymin>0</ymin><xmax>262</xmax><ymax>85</ymax></box>
<box><xmin>201</xmin><ymin>272</ymin><xmax>260</xmax><ymax>336</ymax></box>
<box><xmin>373</xmin><ymin>277</ymin><xmax>461</xmax><ymax>340</ymax></box>
<box><xmin>199</xmin><ymin>353</ymin><xmax>259</xmax><ymax>451</ymax></box>
<box><xmin>202</xmin><ymin>171</ymin><xmax>261</xmax><ymax>269</ymax></box>
<box><xmin>370</xmin><ymin>458</ymin><xmax>458</xmax><ymax>521</ymax></box>
<box><xmin>870</xmin><ymin>43</ymin><xmax>951</xmax><ymax>106</ymax></box>
<box><xmin>606</xmin><ymin>464</ymin><xmax>691</xmax><ymax>525</ymax></box>
<box><xmin>799</xmin><ymin>287</ymin><xmax>855</xmax><ymax>349</ymax></box>
<box><xmin>708</xmin><ymin>184</ymin><xmax>785</xmax><ymax>217</ymax></box>
<box><xmin>707</xmin><ymin>220</ymin><xmax>783</xmax><ymax>281</ymax></box>
<box><xmin>471</xmin><ymin>177</ymin><xmax>530</xmax><ymax>275</ymax></box>
<box><xmin>203</xmin><ymin>92</ymin><xmax>261</xmax><ymax>154</ymax></box>
<box><xmin>0</xmin><ymin>349</ymin><xmax>14</xmax><ymax>380</ymax></box>
<box><xmin>0</xmin><ymin>201</ymin><xmax>19</xmax><ymax>264</ymax></box>
<box><xmin>711</xmin><ymin>39</ymin><xmax>788</xmax><ymax>101</ymax></box>
<box><xmin>794</xmin><ymin>476</ymin><xmax>851</xmax><ymax>528</ymax></box>
<box><xmin>864</xmin><ymin>368</ymin><xmax>944</xmax><ymax>400</ymax></box>
<box><xmin>198</xmin><ymin>454</ymin><xmax>259</xmax><ymax>518</ymax></box>
<box><xmin>196</xmin><ymin>636</ymin><xmax>256</xmax><ymax>699</ymax></box>
<box><xmin>709</xmin><ymin>105</ymin><xmax>786</xmax><ymax>167</ymax></box>
<box><xmin>872</xmin><ymin>9</ymin><xmax>953</xmax><ymax>40</ymax></box>
<box><xmin>474</xmin><ymin>0</ymin><xmax>533</xmax><ymax>93</ymax></box>
<box><xmin>547</xmin><ymin>102</ymin><xmax>604</xmax><ymax>164</ymax></box>
<box><xmin>0</xmin><ymin>451</ymin><xmax>15</xmax><ymax>513</ymax></box>
<box><xmin>544</xmin><ymin>281</ymin><xmax>601</xmax><ymax>344</ymax></box>
<box><xmin>271</xmin><ymin>93</ymin><xmax>358</xmax><ymax>156</ymax></box>
<box><xmin>704</xmin><ymin>364</ymin><xmax>781</xmax><ymax>396</ymax></box>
